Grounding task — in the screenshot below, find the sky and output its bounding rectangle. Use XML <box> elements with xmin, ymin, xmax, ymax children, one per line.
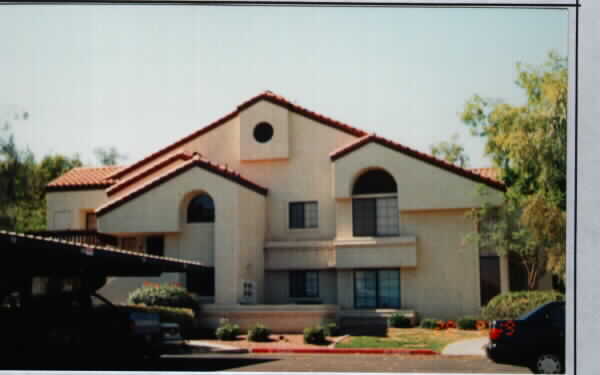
<box><xmin>0</xmin><ymin>5</ymin><xmax>569</xmax><ymax>168</ymax></box>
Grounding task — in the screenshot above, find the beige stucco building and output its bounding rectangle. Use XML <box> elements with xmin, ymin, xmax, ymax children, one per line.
<box><xmin>45</xmin><ymin>91</ymin><xmax>535</xmax><ymax>331</ymax></box>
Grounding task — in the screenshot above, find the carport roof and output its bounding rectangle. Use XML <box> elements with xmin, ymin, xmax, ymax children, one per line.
<box><xmin>0</xmin><ymin>230</ymin><xmax>206</xmax><ymax>277</ymax></box>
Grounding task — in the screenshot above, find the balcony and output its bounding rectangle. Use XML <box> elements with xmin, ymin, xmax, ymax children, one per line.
<box><xmin>334</xmin><ymin>236</ymin><xmax>417</xmax><ymax>269</ymax></box>
<box><xmin>26</xmin><ymin>230</ymin><xmax>118</xmax><ymax>248</ymax></box>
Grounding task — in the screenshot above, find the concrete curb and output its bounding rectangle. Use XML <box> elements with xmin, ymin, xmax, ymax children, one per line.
<box><xmin>441</xmin><ymin>337</ymin><xmax>489</xmax><ymax>356</ymax></box>
<box><xmin>250</xmin><ymin>347</ymin><xmax>438</xmax><ymax>355</ymax></box>
<box><xmin>186</xmin><ymin>341</ymin><xmax>249</xmax><ymax>354</ymax></box>
<box><xmin>329</xmin><ymin>334</ymin><xmax>350</xmax><ymax>348</ymax></box>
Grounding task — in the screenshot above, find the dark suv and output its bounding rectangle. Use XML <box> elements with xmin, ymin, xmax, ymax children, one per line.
<box><xmin>485</xmin><ymin>301</ymin><xmax>565</xmax><ymax>374</ymax></box>
<box><xmin>0</xmin><ymin>276</ymin><xmax>162</xmax><ymax>364</ymax></box>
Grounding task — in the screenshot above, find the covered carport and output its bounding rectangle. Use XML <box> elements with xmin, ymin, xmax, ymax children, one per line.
<box><xmin>0</xmin><ymin>230</ymin><xmax>205</xmax><ymax>292</ymax></box>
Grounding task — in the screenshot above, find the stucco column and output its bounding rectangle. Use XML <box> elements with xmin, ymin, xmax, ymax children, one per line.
<box><xmin>500</xmin><ymin>254</ymin><xmax>510</xmax><ymax>293</ymax></box>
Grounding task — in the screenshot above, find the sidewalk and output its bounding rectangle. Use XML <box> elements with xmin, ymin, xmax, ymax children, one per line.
<box><xmin>187</xmin><ymin>340</ymin><xmax>249</xmax><ymax>354</ymax></box>
<box><xmin>441</xmin><ymin>337</ymin><xmax>489</xmax><ymax>356</ymax></box>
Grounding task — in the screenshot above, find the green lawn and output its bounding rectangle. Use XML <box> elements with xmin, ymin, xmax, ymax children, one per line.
<box><xmin>336</xmin><ymin>328</ymin><xmax>488</xmax><ymax>353</ymax></box>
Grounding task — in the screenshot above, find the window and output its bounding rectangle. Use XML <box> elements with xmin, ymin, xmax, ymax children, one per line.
<box><xmin>187</xmin><ymin>194</ymin><xmax>215</xmax><ymax>223</ymax></box>
<box><xmin>187</xmin><ymin>268</ymin><xmax>215</xmax><ymax>297</ymax></box>
<box><xmin>352</xmin><ymin>169</ymin><xmax>399</xmax><ymax>237</ymax></box>
<box><xmin>253</xmin><ymin>122</ymin><xmax>274</xmax><ymax>143</ymax></box>
<box><xmin>352</xmin><ymin>197</ymin><xmax>399</xmax><ymax>236</ymax></box>
<box><xmin>289</xmin><ymin>201</ymin><xmax>318</xmax><ymax>229</ymax></box>
<box><xmin>146</xmin><ymin>236</ymin><xmax>164</xmax><ymax>257</ymax></box>
<box><xmin>352</xmin><ymin>169</ymin><xmax>397</xmax><ymax>195</ymax></box>
<box><xmin>289</xmin><ymin>271</ymin><xmax>319</xmax><ymax>298</ymax></box>
<box><xmin>354</xmin><ymin>270</ymin><xmax>400</xmax><ymax>309</ymax></box>
<box><xmin>85</xmin><ymin>213</ymin><xmax>97</xmax><ymax>230</ymax></box>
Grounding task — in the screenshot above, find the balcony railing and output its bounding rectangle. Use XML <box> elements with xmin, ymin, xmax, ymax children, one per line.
<box><xmin>26</xmin><ymin>230</ymin><xmax>118</xmax><ymax>247</ymax></box>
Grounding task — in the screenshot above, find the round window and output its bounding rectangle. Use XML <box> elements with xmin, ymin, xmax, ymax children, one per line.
<box><xmin>253</xmin><ymin>122</ymin><xmax>274</xmax><ymax>143</ymax></box>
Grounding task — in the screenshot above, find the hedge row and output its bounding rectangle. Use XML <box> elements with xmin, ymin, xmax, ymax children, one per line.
<box><xmin>481</xmin><ymin>290</ymin><xmax>565</xmax><ymax>320</ymax></box>
<box><xmin>127</xmin><ymin>284</ymin><xmax>198</xmax><ymax>310</ymax></box>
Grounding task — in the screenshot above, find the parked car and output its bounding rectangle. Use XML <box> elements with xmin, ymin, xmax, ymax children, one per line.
<box><xmin>485</xmin><ymin>301</ymin><xmax>565</xmax><ymax>374</ymax></box>
<box><xmin>160</xmin><ymin>322</ymin><xmax>186</xmax><ymax>353</ymax></box>
<box><xmin>0</xmin><ymin>276</ymin><xmax>163</xmax><ymax>363</ymax></box>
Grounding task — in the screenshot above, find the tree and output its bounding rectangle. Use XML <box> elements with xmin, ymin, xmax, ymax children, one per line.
<box><xmin>429</xmin><ymin>133</ymin><xmax>470</xmax><ymax>168</ymax></box>
<box><xmin>94</xmin><ymin>146</ymin><xmax>127</xmax><ymax>166</ymax></box>
<box><xmin>0</xmin><ymin>125</ymin><xmax>82</xmax><ymax>232</ymax></box>
<box><xmin>462</xmin><ymin>51</ymin><xmax>567</xmax><ymax>287</ymax></box>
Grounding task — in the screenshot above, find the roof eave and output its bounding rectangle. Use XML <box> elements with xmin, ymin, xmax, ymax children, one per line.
<box><xmin>331</xmin><ymin>138</ymin><xmax>506</xmax><ymax>192</ymax></box>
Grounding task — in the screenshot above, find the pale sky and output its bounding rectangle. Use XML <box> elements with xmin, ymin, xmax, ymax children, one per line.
<box><xmin>0</xmin><ymin>5</ymin><xmax>568</xmax><ymax>168</ymax></box>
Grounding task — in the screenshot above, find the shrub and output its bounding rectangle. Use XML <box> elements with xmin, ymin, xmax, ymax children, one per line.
<box><xmin>215</xmin><ymin>318</ymin><xmax>241</xmax><ymax>341</ymax></box>
<box><xmin>303</xmin><ymin>326</ymin><xmax>327</xmax><ymax>344</ymax></box>
<box><xmin>446</xmin><ymin>320</ymin><xmax>457</xmax><ymax>329</ymax></box>
<box><xmin>420</xmin><ymin>318</ymin><xmax>439</xmax><ymax>329</ymax></box>
<box><xmin>457</xmin><ymin>316</ymin><xmax>478</xmax><ymax>330</ymax></box>
<box><xmin>248</xmin><ymin>324</ymin><xmax>271</xmax><ymax>342</ymax></box>
<box><xmin>127</xmin><ymin>284</ymin><xmax>198</xmax><ymax>310</ymax></box>
<box><xmin>435</xmin><ymin>320</ymin><xmax>447</xmax><ymax>330</ymax></box>
<box><xmin>121</xmin><ymin>304</ymin><xmax>196</xmax><ymax>338</ymax></box>
<box><xmin>389</xmin><ymin>313</ymin><xmax>412</xmax><ymax>328</ymax></box>
<box><xmin>322</xmin><ymin>322</ymin><xmax>340</xmax><ymax>336</ymax></box>
<box><xmin>481</xmin><ymin>290</ymin><xmax>565</xmax><ymax>320</ymax></box>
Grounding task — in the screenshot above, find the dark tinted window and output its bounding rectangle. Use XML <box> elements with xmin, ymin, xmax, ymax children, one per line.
<box><xmin>253</xmin><ymin>122</ymin><xmax>274</xmax><ymax>143</ymax></box>
<box><xmin>290</xmin><ymin>271</ymin><xmax>319</xmax><ymax>298</ymax></box>
<box><xmin>187</xmin><ymin>194</ymin><xmax>215</xmax><ymax>223</ymax></box>
<box><xmin>352</xmin><ymin>199</ymin><xmax>377</xmax><ymax>236</ymax></box>
<box><xmin>289</xmin><ymin>203</ymin><xmax>305</xmax><ymax>229</ymax></box>
<box><xmin>187</xmin><ymin>268</ymin><xmax>215</xmax><ymax>297</ymax></box>
<box><xmin>354</xmin><ymin>270</ymin><xmax>400</xmax><ymax>309</ymax></box>
<box><xmin>289</xmin><ymin>202</ymin><xmax>318</xmax><ymax>229</ymax></box>
<box><xmin>352</xmin><ymin>170</ymin><xmax>397</xmax><ymax>195</ymax></box>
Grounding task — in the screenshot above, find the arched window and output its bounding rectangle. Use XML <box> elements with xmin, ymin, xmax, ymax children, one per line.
<box><xmin>352</xmin><ymin>169</ymin><xmax>399</xmax><ymax>237</ymax></box>
<box><xmin>187</xmin><ymin>194</ymin><xmax>215</xmax><ymax>223</ymax></box>
<box><xmin>352</xmin><ymin>169</ymin><xmax>397</xmax><ymax>195</ymax></box>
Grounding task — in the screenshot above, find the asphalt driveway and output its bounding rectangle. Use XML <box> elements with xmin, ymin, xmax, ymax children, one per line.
<box><xmin>3</xmin><ymin>353</ymin><xmax>532</xmax><ymax>373</ymax></box>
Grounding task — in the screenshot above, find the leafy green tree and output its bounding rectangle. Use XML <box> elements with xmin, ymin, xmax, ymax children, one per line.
<box><xmin>429</xmin><ymin>133</ymin><xmax>470</xmax><ymax>168</ymax></box>
<box><xmin>94</xmin><ymin>146</ymin><xmax>127</xmax><ymax>166</ymax></box>
<box><xmin>0</xmin><ymin>125</ymin><xmax>82</xmax><ymax>232</ymax></box>
<box><xmin>462</xmin><ymin>51</ymin><xmax>567</xmax><ymax>286</ymax></box>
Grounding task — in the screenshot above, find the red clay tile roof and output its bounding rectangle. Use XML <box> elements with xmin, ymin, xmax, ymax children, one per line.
<box><xmin>469</xmin><ymin>167</ymin><xmax>501</xmax><ymax>182</ymax></box>
<box><xmin>48</xmin><ymin>91</ymin><xmax>504</xmax><ymax>195</ymax></box>
<box><xmin>105</xmin><ymin>150</ymin><xmax>195</xmax><ymax>196</ymax></box>
<box><xmin>107</xmin><ymin>91</ymin><xmax>368</xmax><ymax>181</ymax></box>
<box><xmin>46</xmin><ymin>166</ymin><xmax>124</xmax><ymax>192</ymax></box>
<box><xmin>330</xmin><ymin>134</ymin><xmax>505</xmax><ymax>191</ymax></box>
<box><xmin>96</xmin><ymin>154</ymin><xmax>268</xmax><ymax>216</ymax></box>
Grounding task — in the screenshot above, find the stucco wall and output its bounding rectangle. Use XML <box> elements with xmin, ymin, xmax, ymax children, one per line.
<box><xmin>47</xmin><ymin>190</ymin><xmax>108</xmax><ymax>230</ymax></box>
<box><xmin>197</xmin><ymin>304</ymin><xmax>337</xmax><ymax>333</ymax></box>
<box><xmin>113</xmin><ymin>116</ymin><xmax>241</xmax><ymax>185</ymax></box>
<box><xmin>97</xmin><ymin>167</ymin><xmax>239</xmax><ymax>234</ymax></box>
<box><xmin>178</xmin><ymin>223</ymin><xmax>214</xmax><ymax>265</ymax></box>
<box><xmin>265</xmin><ymin>246</ymin><xmax>335</xmax><ymax>270</ymax></box>
<box><xmin>400</xmin><ymin>210</ymin><xmax>481</xmax><ymax>319</ymax></box>
<box><xmin>97</xmin><ymin>167</ymin><xmax>269</xmax><ymax>304</ymax></box>
<box><xmin>237</xmin><ymin>187</ymin><xmax>267</xmax><ymax>303</ymax></box>
<box><xmin>240</xmin><ymin>100</ymin><xmax>289</xmax><ymax>161</ymax></box>
<box><xmin>333</xmin><ymin>142</ymin><xmax>503</xmax><ymax>210</ymax></box>
<box><xmin>240</xmin><ymin>111</ymin><xmax>358</xmax><ymax>241</ymax></box>
<box><xmin>335</xmin><ymin>210</ymin><xmax>480</xmax><ymax>319</ymax></box>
